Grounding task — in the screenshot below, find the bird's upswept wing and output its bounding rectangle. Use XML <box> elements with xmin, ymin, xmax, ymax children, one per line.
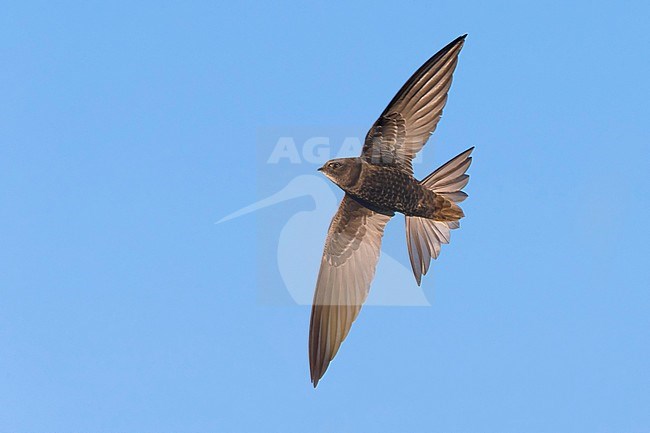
<box><xmin>309</xmin><ymin>194</ymin><xmax>392</xmax><ymax>387</ymax></box>
<box><xmin>362</xmin><ymin>35</ymin><xmax>466</xmax><ymax>174</ymax></box>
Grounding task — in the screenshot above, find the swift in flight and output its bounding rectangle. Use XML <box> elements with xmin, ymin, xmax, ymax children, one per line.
<box><xmin>310</xmin><ymin>34</ymin><xmax>473</xmax><ymax>387</ymax></box>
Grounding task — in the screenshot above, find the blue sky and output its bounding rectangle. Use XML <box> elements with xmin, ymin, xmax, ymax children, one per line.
<box><xmin>1</xmin><ymin>1</ymin><xmax>649</xmax><ymax>432</ymax></box>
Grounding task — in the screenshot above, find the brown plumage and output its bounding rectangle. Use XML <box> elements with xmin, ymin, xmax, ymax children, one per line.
<box><xmin>320</xmin><ymin>158</ymin><xmax>465</xmax><ymax>220</ymax></box>
<box><xmin>309</xmin><ymin>35</ymin><xmax>473</xmax><ymax>387</ymax></box>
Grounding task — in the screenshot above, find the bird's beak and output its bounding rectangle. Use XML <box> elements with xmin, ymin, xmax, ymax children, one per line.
<box><xmin>317</xmin><ymin>166</ymin><xmax>324</xmax><ymax>172</ymax></box>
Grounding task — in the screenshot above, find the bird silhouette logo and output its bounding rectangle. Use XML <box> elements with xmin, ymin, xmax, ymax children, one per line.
<box><xmin>218</xmin><ymin>175</ymin><xmax>431</xmax><ymax>307</ymax></box>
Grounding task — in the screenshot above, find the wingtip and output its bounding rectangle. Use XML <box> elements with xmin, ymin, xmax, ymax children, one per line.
<box><xmin>311</xmin><ymin>373</ymin><xmax>320</xmax><ymax>388</ymax></box>
<box><xmin>455</xmin><ymin>34</ymin><xmax>468</xmax><ymax>45</ymax></box>
<box><xmin>310</xmin><ymin>365</ymin><xmax>321</xmax><ymax>388</ymax></box>
<box><xmin>438</xmin><ymin>34</ymin><xmax>467</xmax><ymax>54</ymax></box>
<box><xmin>443</xmin><ymin>34</ymin><xmax>467</xmax><ymax>52</ymax></box>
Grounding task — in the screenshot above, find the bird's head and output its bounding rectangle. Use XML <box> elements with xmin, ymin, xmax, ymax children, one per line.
<box><xmin>317</xmin><ymin>157</ymin><xmax>362</xmax><ymax>190</ymax></box>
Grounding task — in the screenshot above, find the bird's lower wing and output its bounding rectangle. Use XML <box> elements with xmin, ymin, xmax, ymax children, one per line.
<box><xmin>309</xmin><ymin>194</ymin><xmax>391</xmax><ymax>387</ymax></box>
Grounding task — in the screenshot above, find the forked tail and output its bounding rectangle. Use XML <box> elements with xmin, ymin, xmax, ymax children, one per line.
<box><xmin>406</xmin><ymin>147</ymin><xmax>474</xmax><ymax>285</ymax></box>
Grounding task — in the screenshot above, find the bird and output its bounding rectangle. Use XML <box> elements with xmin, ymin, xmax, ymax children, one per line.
<box><xmin>309</xmin><ymin>34</ymin><xmax>473</xmax><ymax>387</ymax></box>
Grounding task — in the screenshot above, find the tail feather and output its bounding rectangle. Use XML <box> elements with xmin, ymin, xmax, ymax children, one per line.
<box><xmin>406</xmin><ymin>147</ymin><xmax>473</xmax><ymax>285</ymax></box>
<box><xmin>406</xmin><ymin>218</ymin><xmax>454</xmax><ymax>285</ymax></box>
<box><xmin>422</xmin><ymin>147</ymin><xmax>473</xmax><ymax>188</ymax></box>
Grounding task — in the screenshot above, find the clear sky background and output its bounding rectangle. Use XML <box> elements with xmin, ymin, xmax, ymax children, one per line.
<box><xmin>2</xmin><ymin>1</ymin><xmax>649</xmax><ymax>432</ymax></box>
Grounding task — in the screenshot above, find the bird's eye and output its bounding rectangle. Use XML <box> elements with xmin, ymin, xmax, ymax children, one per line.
<box><xmin>329</xmin><ymin>162</ymin><xmax>341</xmax><ymax>169</ymax></box>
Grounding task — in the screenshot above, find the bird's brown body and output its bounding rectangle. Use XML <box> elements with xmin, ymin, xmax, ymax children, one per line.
<box><xmin>322</xmin><ymin>157</ymin><xmax>463</xmax><ymax>220</ymax></box>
